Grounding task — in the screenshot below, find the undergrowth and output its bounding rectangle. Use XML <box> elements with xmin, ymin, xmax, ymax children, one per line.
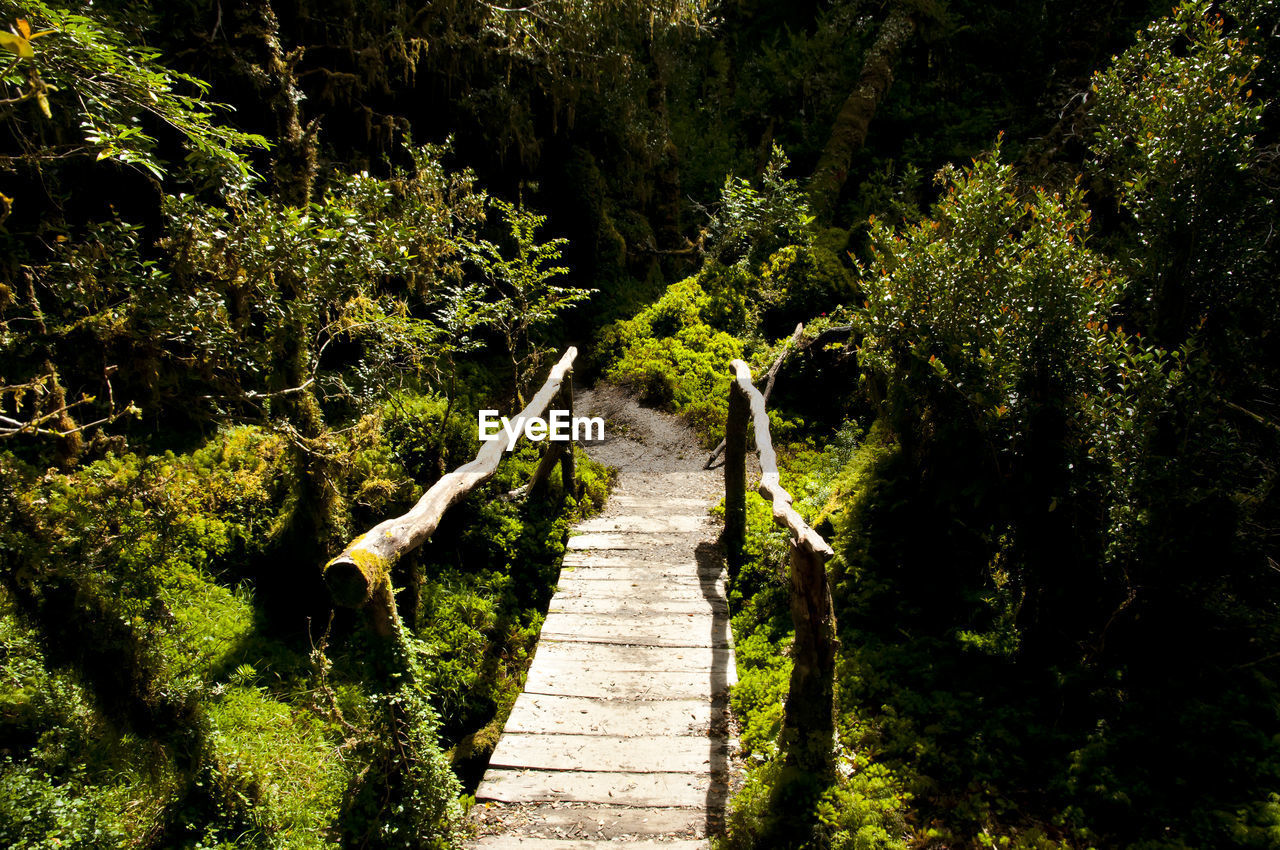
<box><xmin>0</xmin><ymin>390</ymin><xmax>609</xmax><ymax>847</ymax></box>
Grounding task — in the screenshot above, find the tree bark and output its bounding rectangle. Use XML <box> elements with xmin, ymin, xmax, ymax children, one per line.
<box><xmin>783</xmin><ymin>541</ymin><xmax>838</xmax><ymax>776</ymax></box>
<box><xmin>226</xmin><ymin>0</ymin><xmax>317</xmax><ymax>206</ymax></box>
<box><xmin>808</xmin><ymin>2</ymin><xmax>915</xmax><ymax>222</ymax></box>
<box><xmin>644</xmin><ymin>37</ymin><xmax>684</xmax><ymax>256</ymax></box>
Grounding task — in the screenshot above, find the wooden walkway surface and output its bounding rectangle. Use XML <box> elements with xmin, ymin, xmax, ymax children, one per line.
<box><xmin>471</xmin><ymin>394</ymin><xmax>736</xmax><ymax>848</ymax></box>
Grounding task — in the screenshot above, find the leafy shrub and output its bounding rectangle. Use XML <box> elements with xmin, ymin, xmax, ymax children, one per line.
<box><xmin>856</xmin><ymin>145</ymin><xmax>1122</xmax><ymax>460</ymax></box>
<box><xmin>706</xmin><ymin>145</ymin><xmax>815</xmax><ymax>269</ymax></box>
<box><xmin>757</xmin><ymin>244</ymin><xmax>857</xmax><ymax>334</ymax></box>
<box><xmin>0</xmin><ymin>762</ymin><xmax>128</xmax><ymax>850</ymax></box>
<box><xmin>726</xmin><ymin>755</ymin><xmax>910</xmax><ymax>850</ymax></box>
<box><xmin>1091</xmin><ymin>0</ymin><xmax>1268</xmax><ymax>347</ymax></box>
<box><xmin>603</xmin><ymin>276</ymin><xmax>745</xmax><ymax>441</ymax></box>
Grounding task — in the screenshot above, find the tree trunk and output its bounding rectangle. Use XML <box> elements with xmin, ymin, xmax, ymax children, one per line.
<box><xmin>224</xmin><ymin>2</ymin><xmax>342</xmax><ymax>565</ymax></box>
<box><xmin>226</xmin><ymin>0</ymin><xmax>318</xmax><ymax>206</ymax></box>
<box><xmin>808</xmin><ymin>2</ymin><xmax>915</xmax><ymax>222</ymax></box>
<box><xmin>644</xmin><ymin>38</ymin><xmax>684</xmax><ymax>256</ymax></box>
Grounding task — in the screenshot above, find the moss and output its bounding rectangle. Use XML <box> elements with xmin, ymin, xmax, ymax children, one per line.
<box><xmin>345</xmin><ymin>545</ymin><xmax>390</xmax><ymax>581</ymax></box>
<box><xmin>599</xmin><ymin>271</ymin><xmax>754</xmax><ymax>445</ymax></box>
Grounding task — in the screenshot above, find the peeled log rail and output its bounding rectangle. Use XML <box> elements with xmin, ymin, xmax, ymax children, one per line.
<box><xmin>325</xmin><ymin>348</ymin><xmax>578</xmax><ymax>613</ymax></box>
<box><xmin>727</xmin><ymin>359</ymin><xmax>834</xmax><ymax>559</ymax></box>
<box><xmin>724</xmin><ymin>358</ymin><xmax>837</xmax><ymax>776</ymax></box>
<box><xmin>705</xmin><ymin>323</ymin><xmax>803</xmax><ymax>470</ymax></box>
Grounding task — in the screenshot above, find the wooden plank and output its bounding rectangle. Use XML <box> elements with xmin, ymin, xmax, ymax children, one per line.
<box><xmin>575</xmin><ymin>515</ymin><xmax>707</xmax><ymax>533</ymax></box>
<box><xmin>560</xmin><ymin>553</ymin><xmax>723</xmax><ymax>571</ymax></box>
<box><xmin>475</xmin><ymin>838</ymin><xmax>708</xmax><ymax>850</ymax></box>
<box><xmin>565</xmin><ymin>533</ymin><xmax>685</xmax><ymax>550</ymax></box>
<box><xmin>559</xmin><ymin>553</ymin><xmax>662</xmax><ymax>567</ymax></box>
<box><xmin>548</xmin><ymin>595</ymin><xmax>727</xmax><ymax>616</ymax></box>
<box><xmin>531</xmin><ymin>641</ymin><xmax>734</xmax><ymax>675</ymax></box>
<box><xmin>610</xmin><ymin>496</ymin><xmax>710</xmax><ymax>509</ymax></box>
<box><xmin>558</xmin><ymin>558</ymin><xmax>721</xmax><ymax>576</ymax></box>
<box><xmin>523</xmin><ymin>667</ymin><xmax>730</xmax><ymax>700</ymax></box>
<box><xmin>538</xmin><ymin>612</ymin><xmax>731</xmax><ymax>649</ymax></box>
<box><xmin>503</xmin><ymin>694</ymin><xmax>725</xmax><ymax>737</ymax></box>
<box><xmin>478</xmin><ymin>804</ymin><xmax>706</xmax><ymax>838</ymax></box>
<box><xmin>488</xmin><ymin>733</ymin><xmax>730</xmax><ymax>774</ymax></box>
<box><xmin>476</xmin><ymin>769</ymin><xmax>711</xmax><ymax>808</ymax></box>
<box><xmin>552</xmin><ymin>581</ymin><xmax>723</xmax><ymax>603</ymax></box>
<box><xmin>557</xmin><ymin>569</ymin><xmax>724</xmax><ymax>587</ymax></box>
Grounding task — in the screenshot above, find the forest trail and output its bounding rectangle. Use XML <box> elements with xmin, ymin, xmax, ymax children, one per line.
<box><xmin>470</xmin><ymin>385</ymin><xmax>739</xmax><ymax>849</ymax></box>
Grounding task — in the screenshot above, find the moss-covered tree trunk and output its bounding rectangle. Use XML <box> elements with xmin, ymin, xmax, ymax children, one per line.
<box><xmin>225</xmin><ymin>0</ymin><xmax>318</xmax><ymax>207</ymax></box>
<box><xmin>808</xmin><ymin>2</ymin><xmax>915</xmax><ymax>222</ymax></box>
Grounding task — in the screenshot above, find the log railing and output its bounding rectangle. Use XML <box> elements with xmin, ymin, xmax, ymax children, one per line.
<box><xmin>324</xmin><ymin>347</ymin><xmax>578</xmax><ymax>636</ymax></box>
<box><xmin>723</xmin><ymin>358</ymin><xmax>838</xmax><ymax>775</ymax></box>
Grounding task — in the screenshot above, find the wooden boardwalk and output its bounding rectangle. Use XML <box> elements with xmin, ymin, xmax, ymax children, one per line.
<box><xmin>471</xmin><ymin>391</ymin><xmax>736</xmax><ymax>848</ymax></box>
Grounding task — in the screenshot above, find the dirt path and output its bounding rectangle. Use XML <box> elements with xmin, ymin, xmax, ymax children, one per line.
<box><xmin>469</xmin><ymin>385</ymin><xmax>738</xmax><ymax>849</ymax></box>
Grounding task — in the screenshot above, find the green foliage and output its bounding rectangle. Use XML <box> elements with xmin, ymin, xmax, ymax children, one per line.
<box><xmin>477</xmin><ymin>198</ymin><xmax>595</xmax><ymax>403</ymax></box>
<box><xmin>757</xmin><ymin>243</ymin><xmax>857</xmax><ymax>333</ymax></box>
<box><xmin>0</xmin><ymin>606</ymin><xmax>138</xmax><ymax>848</ymax></box>
<box><xmin>161</xmin><ymin>143</ymin><xmax>490</xmax><ymax>420</ymax></box>
<box><xmin>722</xmin><ymin>431</ymin><xmax>914</xmax><ymax>850</ymax></box>
<box><xmin>204</xmin><ymin>688</ymin><xmax>345</xmax><ymax>847</ymax></box>
<box><xmin>2</xmin><ymin>0</ymin><xmax>1279</xmax><ymax>846</ymax></box>
<box><xmin>0</xmin><ymin>761</ymin><xmax>128</xmax><ymax>849</ymax></box>
<box><xmin>857</xmin><ymin>145</ymin><xmax>1122</xmax><ymax>454</ymax></box>
<box><xmin>1091</xmin><ymin>0</ymin><xmax>1269</xmax><ymax>345</ymax></box>
<box><xmin>0</xmin><ymin>0</ymin><xmax>266</xmax><ymax>179</ymax></box>
<box><xmin>602</xmin><ymin>274</ymin><xmax>745</xmax><ymax>440</ymax></box>
<box><xmin>342</xmin><ymin>674</ymin><xmax>464</xmax><ymax>850</ymax></box>
<box><xmin>707</xmin><ymin>145</ymin><xmax>815</xmax><ymax>269</ymax></box>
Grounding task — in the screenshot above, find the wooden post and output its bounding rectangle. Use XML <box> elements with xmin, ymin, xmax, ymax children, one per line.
<box><xmin>560</xmin><ymin>373</ymin><xmax>575</xmax><ymax>497</ymax></box>
<box><xmin>725</xmin><ymin>357</ymin><xmax>838</xmax><ymax>779</ymax></box>
<box><xmin>527</xmin><ymin>440</ymin><xmax>564</xmax><ymax>497</ymax></box>
<box><xmin>783</xmin><ymin>541</ymin><xmax>837</xmax><ymax>776</ymax></box>
<box><xmin>724</xmin><ymin>378</ymin><xmax>749</xmax><ymax>578</ymax></box>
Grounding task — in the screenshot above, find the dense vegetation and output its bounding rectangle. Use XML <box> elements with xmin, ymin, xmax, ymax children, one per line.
<box><xmin>0</xmin><ymin>0</ymin><xmax>1277</xmax><ymax>846</ymax></box>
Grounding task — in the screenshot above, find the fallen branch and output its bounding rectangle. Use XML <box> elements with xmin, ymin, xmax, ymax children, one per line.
<box><xmin>0</xmin><ymin>367</ymin><xmax>138</xmax><ymax>440</ymax></box>
<box><xmin>798</xmin><ymin>324</ymin><xmax>854</xmax><ymax>353</ymax></box>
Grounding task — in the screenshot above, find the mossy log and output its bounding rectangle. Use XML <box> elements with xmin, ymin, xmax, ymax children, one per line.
<box><xmin>325</xmin><ymin>348</ymin><xmax>578</xmax><ymax>611</ymax></box>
